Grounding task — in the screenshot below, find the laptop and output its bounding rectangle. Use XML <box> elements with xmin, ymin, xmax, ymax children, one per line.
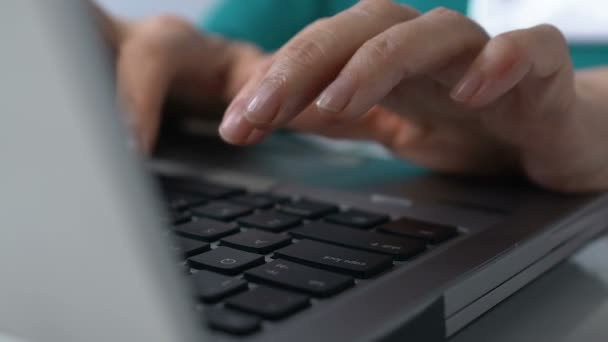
<box><xmin>1</xmin><ymin>1</ymin><xmax>607</xmax><ymax>341</ymax></box>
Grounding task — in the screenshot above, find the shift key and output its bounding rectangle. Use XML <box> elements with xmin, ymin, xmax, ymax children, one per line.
<box><xmin>274</xmin><ymin>240</ymin><xmax>392</xmax><ymax>278</ymax></box>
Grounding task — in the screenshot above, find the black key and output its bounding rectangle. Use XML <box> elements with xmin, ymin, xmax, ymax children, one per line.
<box><xmin>161</xmin><ymin>177</ymin><xmax>245</xmax><ymax>199</ymax></box>
<box><xmin>378</xmin><ymin>217</ymin><xmax>458</xmax><ymax>244</ymax></box>
<box><xmin>279</xmin><ymin>199</ymin><xmax>338</xmax><ymax>219</ymax></box>
<box><xmin>175</xmin><ymin>237</ymin><xmax>210</xmax><ymax>258</ymax></box>
<box><xmin>231</xmin><ymin>193</ymin><xmax>289</xmax><ymax>209</ymax></box>
<box><xmin>246</xmin><ymin>260</ymin><xmax>353</xmax><ymax>297</ymax></box>
<box><xmin>206</xmin><ymin>307</ymin><xmax>261</xmax><ymax>335</ymax></box>
<box><xmin>174</xmin><ymin>218</ymin><xmax>238</xmax><ymax>242</ymax></box>
<box><xmin>169</xmin><ymin>210</ymin><xmax>192</xmax><ymax>225</ymax></box>
<box><xmin>221</xmin><ymin>230</ymin><xmax>291</xmax><ymax>254</ymax></box>
<box><xmin>166</xmin><ymin>192</ymin><xmax>206</xmax><ymax>211</ymax></box>
<box><xmin>191</xmin><ymin>270</ymin><xmax>248</xmax><ymax>303</ymax></box>
<box><xmin>226</xmin><ymin>286</ymin><xmax>310</xmax><ymax>320</ymax></box>
<box><xmin>191</xmin><ymin>201</ymin><xmax>253</xmax><ymax>221</ymax></box>
<box><xmin>238</xmin><ymin>211</ymin><xmax>301</xmax><ymax>232</ymax></box>
<box><xmin>326</xmin><ymin>209</ymin><xmax>389</xmax><ymax>229</ymax></box>
<box><xmin>188</xmin><ymin>247</ymin><xmax>265</xmax><ymax>275</ymax></box>
<box><xmin>274</xmin><ymin>240</ymin><xmax>392</xmax><ymax>278</ymax></box>
<box><xmin>290</xmin><ymin>222</ymin><xmax>425</xmax><ymax>260</ymax></box>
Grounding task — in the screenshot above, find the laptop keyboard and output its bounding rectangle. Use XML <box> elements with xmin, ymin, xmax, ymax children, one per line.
<box><xmin>160</xmin><ymin>176</ymin><xmax>459</xmax><ymax>336</ymax></box>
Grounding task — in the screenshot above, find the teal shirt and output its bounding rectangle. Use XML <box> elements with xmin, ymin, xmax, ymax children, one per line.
<box><xmin>201</xmin><ymin>0</ymin><xmax>608</xmax><ymax>69</ymax></box>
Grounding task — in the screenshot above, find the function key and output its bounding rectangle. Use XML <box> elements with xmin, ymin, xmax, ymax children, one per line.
<box><xmin>238</xmin><ymin>211</ymin><xmax>301</xmax><ymax>232</ymax></box>
<box><xmin>231</xmin><ymin>193</ymin><xmax>289</xmax><ymax>209</ymax></box>
<box><xmin>246</xmin><ymin>260</ymin><xmax>353</xmax><ymax>297</ymax></box>
<box><xmin>274</xmin><ymin>240</ymin><xmax>392</xmax><ymax>278</ymax></box>
<box><xmin>191</xmin><ymin>201</ymin><xmax>253</xmax><ymax>221</ymax></box>
<box><xmin>378</xmin><ymin>217</ymin><xmax>458</xmax><ymax>244</ymax></box>
<box><xmin>174</xmin><ymin>218</ymin><xmax>238</xmax><ymax>242</ymax></box>
<box><xmin>225</xmin><ymin>286</ymin><xmax>310</xmax><ymax>320</ymax></box>
<box><xmin>279</xmin><ymin>199</ymin><xmax>338</xmax><ymax>219</ymax></box>
<box><xmin>206</xmin><ymin>307</ymin><xmax>261</xmax><ymax>335</ymax></box>
<box><xmin>326</xmin><ymin>209</ymin><xmax>389</xmax><ymax>229</ymax></box>
<box><xmin>188</xmin><ymin>247</ymin><xmax>265</xmax><ymax>275</ymax></box>
<box><xmin>221</xmin><ymin>230</ymin><xmax>291</xmax><ymax>254</ymax></box>
<box><xmin>290</xmin><ymin>222</ymin><xmax>425</xmax><ymax>260</ymax></box>
<box><xmin>191</xmin><ymin>270</ymin><xmax>248</xmax><ymax>303</ymax></box>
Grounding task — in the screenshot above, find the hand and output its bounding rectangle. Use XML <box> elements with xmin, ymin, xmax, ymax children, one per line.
<box><xmin>92</xmin><ymin>3</ymin><xmax>266</xmax><ymax>153</ymax></box>
<box><xmin>219</xmin><ymin>0</ymin><xmax>608</xmax><ymax>192</ymax></box>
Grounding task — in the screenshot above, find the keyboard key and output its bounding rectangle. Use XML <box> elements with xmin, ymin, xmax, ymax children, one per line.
<box><xmin>238</xmin><ymin>211</ymin><xmax>301</xmax><ymax>232</ymax></box>
<box><xmin>274</xmin><ymin>240</ymin><xmax>392</xmax><ymax>278</ymax></box>
<box><xmin>175</xmin><ymin>237</ymin><xmax>210</xmax><ymax>258</ymax></box>
<box><xmin>161</xmin><ymin>177</ymin><xmax>245</xmax><ymax>199</ymax></box>
<box><xmin>166</xmin><ymin>192</ymin><xmax>206</xmax><ymax>211</ymax></box>
<box><xmin>174</xmin><ymin>218</ymin><xmax>238</xmax><ymax>242</ymax></box>
<box><xmin>378</xmin><ymin>217</ymin><xmax>458</xmax><ymax>244</ymax></box>
<box><xmin>188</xmin><ymin>247</ymin><xmax>265</xmax><ymax>275</ymax></box>
<box><xmin>279</xmin><ymin>200</ymin><xmax>338</xmax><ymax>219</ymax></box>
<box><xmin>191</xmin><ymin>201</ymin><xmax>253</xmax><ymax>221</ymax></box>
<box><xmin>231</xmin><ymin>193</ymin><xmax>289</xmax><ymax>209</ymax></box>
<box><xmin>169</xmin><ymin>210</ymin><xmax>192</xmax><ymax>225</ymax></box>
<box><xmin>290</xmin><ymin>222</ymin><xmax>426</xmax><ymax>261</ymax></box>
<box><xmin>221</xmin><ymin>230</ymin><xmax>291</xmax><ymax>254</ymax></box>
<box><xmin>246</xmin><ymin>260</ymin><xmax>353</xmax><ymax>297</ymax></box>
<box><xmin>226</xmin><ymin>286</ymin><xmax>310</xmax><ymax>320</ymax></box>
<box><xmin>206</xmin><ymin>307</ymin><xmax>261</xmax><ymax>335</ymax></box>
<box><xmin>326</xmin><ymin>210</ymin><xmax>389</xmax><ymax>229</ymax></box>
<box><xmin>191</xmin><ymin>270</ymin><xmax>248</xmax><ymax>303</ymax></box>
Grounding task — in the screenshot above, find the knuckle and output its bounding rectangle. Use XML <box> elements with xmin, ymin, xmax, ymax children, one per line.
<box><xmin>138</xmin><ymin>15</ymin><xmax>193</xmax><ymax>35</ymax></box>
<box><xmin>361</xmin><ymin>35</ymin><xmax>400</xmax><ymax>64</ymax></box>
<box><xmin>354</xmin><ymin>0</ymin><xmax>418</xmax><ymax>22</ymax></box>
<box><xmin>492</xmin><ymin>32</ymin><xmax>525</xmax><ymax>56</ymax></box>
<box><xmin>354</xmin><ymin>0</ymin><xmax>394</xmax><ymax>18</ymax></box>
<box><xmin>127</xmin><ymin>15</ymin><xmax>197</xmax><ymax>56</ymax></box>
<box><xmin>535</xmin><ymin>24</ymin><xmax>568</xmax><ymax>47</ymax></box>
<box><xmin>282</xmin><ymin>31</ymin><xmax>333</xmax><ymax>68</ymax></box>
<box><xmin>427</xmin><ymin>6</ymin><xmax>463</xmax><ymax>20</ymax></box>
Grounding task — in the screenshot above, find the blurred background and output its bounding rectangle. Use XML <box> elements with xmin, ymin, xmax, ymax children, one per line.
<box><xmin>97</xmin><ymin>0</ymin><xmax>217</xmax><ymax>21</ymax></box>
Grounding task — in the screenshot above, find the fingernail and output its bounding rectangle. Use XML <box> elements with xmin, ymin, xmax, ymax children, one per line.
<box><xmin>219</xmin><ymin>111</ymin><xmax>251</xmax><ymax>144</ymax></box>
<box><xmin>451</xmin><ymin>70</ymin><xmax>484</xmax><ymax>103</ymax></box>
<box><xmin>244</xmin><ymin>80</ymin><xmax>281</xmax><ymax>125</ymax></box>
<box><xmin>316</xmin><ymin>74</ymin><xmax>356</xmax><ymax>113</ymax></box>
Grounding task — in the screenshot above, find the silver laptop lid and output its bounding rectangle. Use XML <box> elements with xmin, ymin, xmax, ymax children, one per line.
<box><xmin>0</xmin><ymin>1</ymin><xmax>201</xmax><ymax>341</ymax></box>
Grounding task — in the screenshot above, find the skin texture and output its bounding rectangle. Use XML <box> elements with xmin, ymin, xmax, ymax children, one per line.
<box><xmin>93</xmin><ymin>1</ymin><xmax>608</xmax><ymax>193</ymax></box>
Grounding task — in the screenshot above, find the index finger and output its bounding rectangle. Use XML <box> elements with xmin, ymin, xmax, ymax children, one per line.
<box><xmin>219</xmin><ymin>0</ymin><xmax>419</xmax><ymax>142</ymax></box>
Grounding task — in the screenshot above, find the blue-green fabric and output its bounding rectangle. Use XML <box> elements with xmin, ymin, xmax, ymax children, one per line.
<box><xmin>201</xmin><ymin>0</ymin><xmax>608</xmax><ymax>68</ymax></box>
<box><xmin>202</xmin><ymin>0</ymin><xmax>467</xmax><ymax>52</ymax></box>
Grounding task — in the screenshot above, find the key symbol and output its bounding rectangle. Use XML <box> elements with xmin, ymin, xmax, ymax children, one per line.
<box><xmin>220</xmin><ymin>258</ymin><xmax>237</xmax><ymax>265</ymax></box>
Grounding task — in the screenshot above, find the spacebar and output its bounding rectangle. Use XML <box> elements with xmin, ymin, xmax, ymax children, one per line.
<box><xmin>274</xmin><ymin>240</ymin><xmax>392</xmax><ymax>278</ymax></box>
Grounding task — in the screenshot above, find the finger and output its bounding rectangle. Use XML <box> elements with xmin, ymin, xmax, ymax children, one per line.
<box><xmin>219</xmin><ymin>62</ymin><xmax>271</xmax><ymax>145</ymax></box>
<box><xmin>314</xmin><ymin>7</ymin><xmax>488</xmax><ymax>120</ymax></box>
<box><xmin>223</xmin><ymin>0</ymin><xmax>419</xmax><ymax>136</ymax></box>
<box><xmin>117</xmin><ymin>36</ymin><xmax>176</xmax><ymax>153</ymax></box>
<box><xmin>287</xmin><ymin>105</ymin><xmax>425</xmax><ymax>148</ymax></box>
<box><xmin>451</xmin><ymin>24</ymin><xmax>571</xmax><ymax>107</ymax></box>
